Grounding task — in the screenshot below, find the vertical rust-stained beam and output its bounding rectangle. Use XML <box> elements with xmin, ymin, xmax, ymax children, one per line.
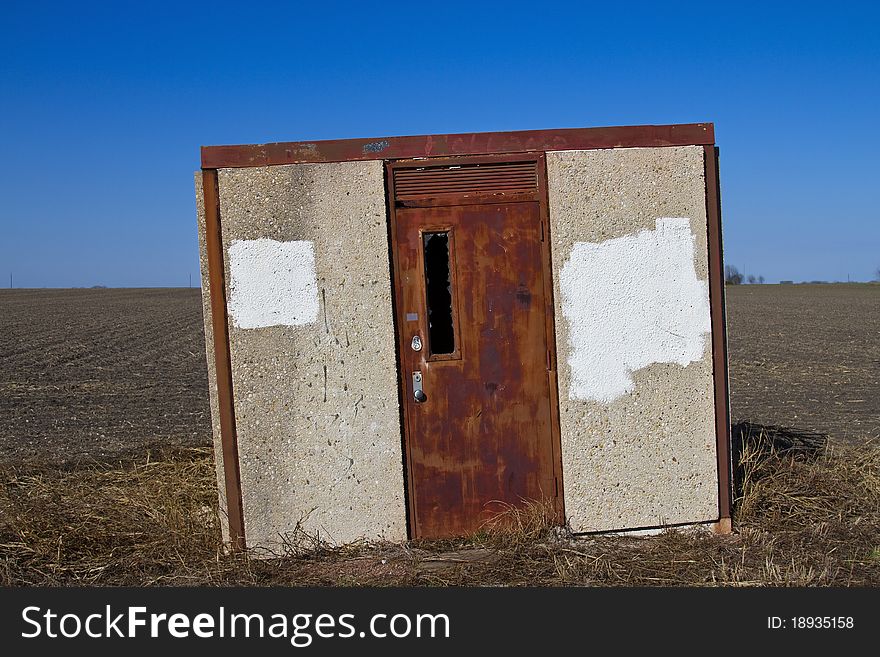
<box><xmin>202</xmin><ymin>168</ymin><xmax>246</xmax><ymax>550</ymax></box>
<box><xmin>704</xmin><ymin>145</ymin><xmax>732</xmax><ymax>531</ymax></box>
<box><xmin>535</xmin><ymin>153</ymin><xmax>566</xmax><ymax>527</ymax></box>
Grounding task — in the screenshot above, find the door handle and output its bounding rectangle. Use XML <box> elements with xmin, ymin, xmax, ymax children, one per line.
<box><xmin>412</xmin><ymin>371</ymin><xmax>427</xmax><ymax>403</ymax></box>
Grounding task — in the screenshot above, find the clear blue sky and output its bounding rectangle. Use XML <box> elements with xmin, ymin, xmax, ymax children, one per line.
<box><xmin>1</xmin><ymin>1</ymin><xmax>878</xmax><ymax>287</ymax></box>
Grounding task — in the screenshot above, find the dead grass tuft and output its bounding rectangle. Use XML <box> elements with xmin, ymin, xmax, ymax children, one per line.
<box><xmin>476</xmin><ymin>498</ymin><xmax>562</xmax><ymax>548</ymax></box>
<box><xmin>734</xmin><ymin>423</ymin><xmax>879</xmax><ymax>529</ymax></box>
<box><xmin>0</xmin><ymin>448</ymin><xmax>223</xmax><ymax>586</ymax></box>
<box><xmin>2</xmin><ymin>426</ymin><xmax>878</xmax><ymax>587</ymax></box>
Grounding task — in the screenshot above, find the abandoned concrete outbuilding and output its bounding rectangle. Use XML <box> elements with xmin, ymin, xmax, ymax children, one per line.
<box><xmin>195</xmin><ymin>123</ymin><xmax>731</xmax><ymax>550</ymax></box>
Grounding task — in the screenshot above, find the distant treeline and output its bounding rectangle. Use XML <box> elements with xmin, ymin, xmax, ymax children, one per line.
<box><xmin>725</xmin><ymin>264</ymin><xmax>880</xmax><ymax>285</ymax></box>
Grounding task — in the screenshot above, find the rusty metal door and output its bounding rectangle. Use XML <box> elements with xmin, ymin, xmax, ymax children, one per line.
<box><xmin>387</xmin><ymin>154</ymin><xmax>563</xmax><ymax>539</ymax></box>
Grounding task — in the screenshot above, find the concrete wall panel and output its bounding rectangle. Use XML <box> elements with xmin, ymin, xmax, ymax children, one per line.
<box><xmin>215</xmin><ymin>161</ymin><xmax>407</xmax><ymax>550</ymax></box>
<box><xmin>547</xmin><ymin>146</ymin><xmax>719</xmax><ymax>532</ymax></box>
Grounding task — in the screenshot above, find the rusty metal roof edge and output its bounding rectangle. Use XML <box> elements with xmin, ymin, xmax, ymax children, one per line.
<box><xmin>201</xmin><ymin>123</ymin><xmax>715</xmax><ymax>169</ymax></box>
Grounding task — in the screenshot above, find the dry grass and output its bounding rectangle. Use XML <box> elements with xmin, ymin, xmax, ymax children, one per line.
<box><xmin>1</xmin><ymin>426</ymin><xmax>878</xmax><ymax>587</ymax></box>
<box><xmin>0</xmin><ymin>448</ymin><xmax>416</xmax><ymax>586</ymax></box>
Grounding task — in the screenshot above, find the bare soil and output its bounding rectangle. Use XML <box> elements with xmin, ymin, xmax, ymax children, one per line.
<box><xmin>0</xmin><ymin>288</ymin><xmax>211</xmax><ymax>464</ymax></box>
<box><xmin>0</xmin><ymin>284</ymin><xmax>875</xmax><ymax>464</ymax></box>
<box><xmin>725</xmin><ymin>284</ymin><xmax>880</xmax><ymax>443</ymax></box>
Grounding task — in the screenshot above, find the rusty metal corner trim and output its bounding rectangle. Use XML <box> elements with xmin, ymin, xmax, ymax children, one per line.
<box><xmin>201</xmin><ymin>168</ymin><xmax>246</xmax><ymax>550</ymax></box>
<box><xmin>704</xmin><ymin>145</ymin><xmax>733</xmax><ymax>522</ymax></box>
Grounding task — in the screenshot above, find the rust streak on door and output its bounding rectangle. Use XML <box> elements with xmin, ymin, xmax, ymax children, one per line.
<box><xmin>388</xmin><ymin>155</ymin><xmax>562</xmax><ymax>538</ymax></box>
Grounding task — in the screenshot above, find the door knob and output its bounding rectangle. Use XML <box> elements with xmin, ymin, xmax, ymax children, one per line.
<box><xmin>412</xmin><ymin>371</ymin><xmax>427</xmax><ymax>403</ymax></box>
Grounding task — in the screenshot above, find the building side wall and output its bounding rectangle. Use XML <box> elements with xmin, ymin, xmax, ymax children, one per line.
<box><xmin>546</xmin><ymin>146</ymin><xmax>719</xmax><ymax>532</ymax></box>
<box><xmin>211</xmin><ymin>161</ymin><xmax>407</xmax><ymax>550</ymax></box>
<box><xmin>196</xmin><ymin>143</ymin><xmax>722</xmax><ymax>545</ymax></box>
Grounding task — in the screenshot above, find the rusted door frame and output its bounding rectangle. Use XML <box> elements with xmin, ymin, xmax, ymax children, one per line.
<box><xmin>385</xmin><ymin>152</ymin><xmax>565</xmax><ymax>538</ymax></box>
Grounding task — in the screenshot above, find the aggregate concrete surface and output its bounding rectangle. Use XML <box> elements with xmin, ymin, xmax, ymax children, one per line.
<box><xmin>212</xmin><ymin>162</ymin><xmax>407</xmax><ymax>548</ymax></box>
<box><xmin>547</xmin><ymin>146</ymin><xmax>718</xmax><ymax>532</ymax></box>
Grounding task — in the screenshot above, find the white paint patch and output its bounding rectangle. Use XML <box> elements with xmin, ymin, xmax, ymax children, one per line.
<box><xmin>559</xmin><ymin>218</ymin><xmax>711</xmax><ymax>403</ymax></box>
<box><xmin>228</xmin><ymin>239</ymin><xmax>319</xmax><ymax>329</ymax></box>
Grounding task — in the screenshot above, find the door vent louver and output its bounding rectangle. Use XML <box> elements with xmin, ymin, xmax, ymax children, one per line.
<box><xmin>393</xmin><ymin>161</ymin><xmax>538</xmax><ymax>201</ymax></box>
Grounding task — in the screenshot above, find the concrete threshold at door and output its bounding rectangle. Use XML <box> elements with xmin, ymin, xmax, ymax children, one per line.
<box><xmin>414</xmin><ymin>548</ymin><xmax>504</xmax><ymax>573</ymax></box>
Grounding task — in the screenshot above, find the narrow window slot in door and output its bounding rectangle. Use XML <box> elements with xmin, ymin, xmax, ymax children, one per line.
<box><xmin>422</xmin><ymin>231</ymin><xmax>455</xmax><ymax>355</ymax></box>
